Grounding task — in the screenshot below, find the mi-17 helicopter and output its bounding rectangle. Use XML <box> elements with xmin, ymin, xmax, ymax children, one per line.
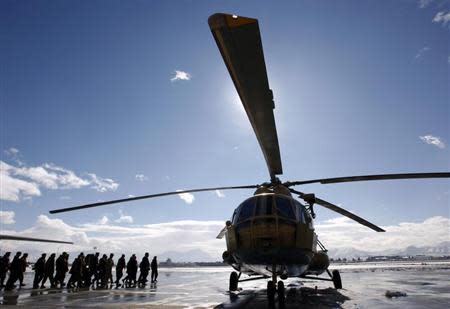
<box><xmin>50</xmin><ymin>13</ymin><xmax>450</xmax><ymax>302</ymax></box>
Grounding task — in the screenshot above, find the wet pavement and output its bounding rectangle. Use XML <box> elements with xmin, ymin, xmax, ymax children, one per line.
<box><xmin>0</xmin><ymin>262</ymin><xmax>449</xmax><ymax>308</ymax></box>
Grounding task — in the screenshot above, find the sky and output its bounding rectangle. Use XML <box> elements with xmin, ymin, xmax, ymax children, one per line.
<box><xmin>1</xmin><ymin>0</ymin><xmax>449</xmax><ymax>261</ymax></box>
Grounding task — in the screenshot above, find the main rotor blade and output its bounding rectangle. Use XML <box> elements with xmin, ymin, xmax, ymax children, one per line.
<box><xmin>314</xmin><ymin>197</ymin><xmax>385</xmax><ymax>232</ymax></box>
<box><xmin>290</xmin><ymin>189</ymin><xmax>385</xmax><ymax>232</ymax></box>
<box><xmin>49</xmin><ymin>185</ymin><xmax>258</xmax><ymax>214</ymax></box>
<box><xmin>209</xmin><ymin>13</ymin><xmax>283</xmax><ymax>179</ymax></box>
<box><xmin>0</xmin><ymin>234</ymin><xmax>73</xmax><ymax>244</ymax></box>
<box><xmin>286</xmin><ymin>172</ymin><xmax>450</xmax><ymax>186</ymax></box>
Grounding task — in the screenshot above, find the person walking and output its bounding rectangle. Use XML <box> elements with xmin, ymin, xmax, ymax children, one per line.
<box><xmin>41</xmin><ymin>253</ymin><xmax>56</xmax><ymax>288</ymax></box>
<box><xmin>32</xmin><ymin>253</ymin><xmax>46</xmax><ymax>289</ymax></box>
<box><xmin>0</xmin><ymin>252</ymin><xmax>11</xmax><ymax>288</ymax></box>
<box><xmin>124</xmin><ymin>254</ymin><xmax>137</xmax><ymax>288</ymax></box>
<box><xmin>106</xmin><ymin>253</ymin><xmax>114</xmax><ymax>286</ymax></box>
<box><xmin>97</xmin><ymin>254</ymin><xmax>108</xmax><ymax>288</ymax></box>
<box><xmin>115</xmin><ymin>254</ymin><xmax>125</xmax><ymax>288</ymax></box>
<box><xmin>18</xmin><ymin>253</ymin><xmax>28</xmax><ymax>287</ymax></box>
<box><xmin>83</xmin><ymin>253</ymin><xmax>93</xmax><ymax>286</ymax></box>
<box><xmin>67</xmin><ymin>253</ymin><xmax>84</xmax><ymax>288</ymax></box>
<box><xmin>138</xmin><ymin>253</ymin><xmax>150</xmax><ymax>286</ymax></box>
<box><xmin>54</xmin><ymin>252</ymin><xmax>69</xmax><ymax>288</ymax></box>
<box><xmin>5</xmin><ymin>252</ymin><xmax>22</xmax><ymax>290</ymax></box>
<box><xmin>90</xmin><ymin>252</ymin><xmax>100</xmax><ymax>287</ymax></box>
<box><xmin>151</xmin><ymin>256</ymin><xmax>158</xmax><ymax>283</ymax></box>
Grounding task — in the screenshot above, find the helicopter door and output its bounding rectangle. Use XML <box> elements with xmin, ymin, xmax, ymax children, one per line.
<box><xmin>226</xmin><ymin>225</ymin><xmax>238</xmax><ymax>252</ymax></box>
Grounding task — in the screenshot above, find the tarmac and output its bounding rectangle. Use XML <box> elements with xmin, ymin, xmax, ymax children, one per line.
<box><xmin>0</xmin><ymin>262</ymin><xmax>449</xmax><ymax>308</ymax></box>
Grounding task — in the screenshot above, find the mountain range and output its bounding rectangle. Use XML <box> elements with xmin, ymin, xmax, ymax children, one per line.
<box><xmin>327</xmin><ymin>241</ymin><xmax>450</xmax><ymax>259</ymax></box>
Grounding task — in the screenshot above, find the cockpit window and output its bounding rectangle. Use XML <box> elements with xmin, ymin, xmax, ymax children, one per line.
<box><xmin>294</xmin><ymin>200</ymin><xmax>306</xmax><ymax>223</ymax></box>
<box><xmin>275</xmin><ymin>197</ymin><xmax>295</xmax><ymax>220</ymax></box>
<box><xmin>231</xmin><ymin>210</ymin><xmax>237</xmax><ymax>224</ymax></box>
<box><xmin>255</xmin><ymin>196</ymin><xmax>273</xmax><ymax>216</ymax></box>
<box><xmin>237</xmin><ymin>199</ymin><xmax>255</xmax><ymax>222</ymax></box>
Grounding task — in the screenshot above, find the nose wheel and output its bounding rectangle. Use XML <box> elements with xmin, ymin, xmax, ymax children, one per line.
<box><xmin>267</xmin><ymin>280</ymin><xmax>286</xmax><ymax>302</ymax></box>
<box><xmin>267</xmin><ymin>265</ymin><xmax>285</xmax><ymax>304</ymax></box>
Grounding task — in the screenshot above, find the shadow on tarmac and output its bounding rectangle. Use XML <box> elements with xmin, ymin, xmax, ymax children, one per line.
<box><xmin>216</xmin><ymin>286</ymin><xmax>350</xmax><ymax>309</ymax></box>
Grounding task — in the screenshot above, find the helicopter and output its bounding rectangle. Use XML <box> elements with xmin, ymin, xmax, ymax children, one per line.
<box><xmin>49</xmin><ymin>13</ymin><xmax>450</xmax><ymax>302</ymax></box>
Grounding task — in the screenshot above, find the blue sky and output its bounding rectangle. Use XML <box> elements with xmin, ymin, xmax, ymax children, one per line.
<box><xmin>1</xmin><ymin>0</ymin><xmax>449</xmax><ymax>258</ymax></box>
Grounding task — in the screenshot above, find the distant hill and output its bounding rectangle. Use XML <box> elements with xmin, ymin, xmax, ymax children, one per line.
<box><xmin>157</xmin><ymin>249</ymin><xmax>215</xmax><ymax>263</ymax></box>
<box><xmin>157</xmin><ymin>242</ymin><xmax>450</xmax><ymax>262</ymax></box>
<box><xmin>328</xmin><ymin>241</ymin><xmax>450</xmax><ymax>259</ymax></box>
<box><xmin>10</xmin><ymin>242</ymin><xmax>449</xmax><ymax>263</ymax></box>
<box><xmin>398</xmin><ymin>241</ymin><xmax>450</xmax><ymax>256</ymax></box>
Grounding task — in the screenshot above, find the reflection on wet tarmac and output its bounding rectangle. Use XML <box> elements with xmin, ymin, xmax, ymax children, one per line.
<box><xmin>2</xmin><ymin>294</ymin><xmax>19</xmax><ymax>305</ymax></box>
<box><xmin>0</xmin><ymin>263</ymin><xmax>449</xmax><ymax>308</ymax></box>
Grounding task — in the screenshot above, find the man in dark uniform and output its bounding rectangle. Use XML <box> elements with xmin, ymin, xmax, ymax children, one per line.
<box><xmin>18</xmin><ymin>253</ymin><xmax>28</xmax><ymax>287</ymax></box>
<box><xmin>83</xmin><ymin>253</ymin><xmax>93</xmax><ymax>286</ymax></box>
<box><xmin>115</xmin><ymin>254</ymin><xmax>125</xmax><ymax>288</ymax></box>
<box><xmin>106</xmin><ymin>253</ymin><xmax>114</xmax><ymax>286</ymax></box>
<box><xmin>90</xmin><ymin>252</ymin><xmax>100</xmax><ymax>287</ymax></box>
<box><xmin>97</xmin><ymin>254</ymin><xmax>108</xmax><ymax>288</ymax></box>
<box><xmin>54</xmin><ymin>252</ymin><xmax>69</xmax><ymax>288</ymax></box>
<box><xmin>32</xmin><ymin>253</ymin><xmax>46</xmax><ymax>289</ymax></box>
<box><xmin>0</xmin><ymin>252</ymin><xmax>11</xmax><ymax>288</ymax></box>
<box><xmin>67</xmin><ymin>253</ymin><xmax>84</xmax><ymax>288</ymax></box>
<box><xmin>138</xmin><ymin>253</ymin><xmax>150</xmax><ymax>286</ymax></box>
<box><xmin>5</xmin><ymin>252</ymin><xmax>22</xmax><ymax>290</ymax></box>
<box><xmin>151</xmin><ymin>256</ymin><xmax>158</xmax><ymax>283</ymax></box>
<box><xmin>124</xmin><ymin>254</ymin><xmax>137</xmax><ymax>288</ymax></box>
<box><xmin>41</xmin><ymin>253</ymin><xmax>56</xmax><ymax>288</ymax></box>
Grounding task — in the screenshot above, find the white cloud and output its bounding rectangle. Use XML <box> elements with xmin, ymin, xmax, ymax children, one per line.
<box><xmin>0</xmin><ymin>215</ymin><xmax>224</xmax><ymax>260</ymax></box>
<box><xmin>1</xmin><ymin>214</ymin><xmax>448</xmax><ymax>262</ymax></box>
<box><xmin>415</xmin><ymin>46</ymin><xmax>430</xmax><ymax>59</ymax></box>
<box><xmin>433</xmin><ymin>11</ymin><xmax>450</xmax><ymax>25</ymax></box>
<box><xmin>418</xmin><ymin>0</ymin><xmax>433</xmax><ymax>8</ymax></box>
<box><xmin>135</xmin><ymin>174</ymin><xmax>148</xmax><ymax>182</ymax></box>
<box><xmin>87</xmin><ymin>173</ymin><xmax>119</xmax><ymax>192</ymax></box>
<box><xmin>176</xmin><ymin>190</ymin><xmax>195</xmax><ymax>204</ymax></box>
<box><xmin>3</xmin><ymin>147</ymin><xmax>24</xmax><ymax>166</ymax></box>
<box><xmin>419</xmin><ymin>134</ymin><xmax>445</xmax><ymax>149</ymax></box>
<box><xmin>0</xmin><ymin>162</ymin><xmax>41</xmax><ymax>201</ymax></box>
<box><xmin>215</xmin><ymin>190</ymin><xmax>225</xmax><ymax>198</ymax></box>
<box><xmin>98</xmin><ymin>216</ymin><xmax>109</xmax><ymax>225</ymax></box>
<box><xmin>0</xmin><ymin>211</ymin><xmax>15</xmax><ymax>224</ymax></box>
<box><xmin>170</xmin><ymin>70</ymin><xmax>191</xmax><ymax>82</ymax></box>
<box><xmin>4</xmin><ymin>147</ymin><xmax>19</xmax><ymax>156</ymax></box>
<box><xmin>316</xmin><ymin>216</ymin><xmax>450</xmax><ymax>253</ymax></box>
<box><xmin>115</xmin><ymin>210</ymin><xmax>133</xmax><ymax>224</ymax></box>
<box><xmin>12</xmin><ymin>163</ymin><xmax>90</xmax><ymax>190</ymax></box>
<box><xmin>0</xmin><ymin>158</ymin><xmax>119</xmax><ymax>201</ymax></box>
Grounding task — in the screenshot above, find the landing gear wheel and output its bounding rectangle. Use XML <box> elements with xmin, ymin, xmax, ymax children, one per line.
<box><xmin>229</xmin><ymin>271</ymin><xmax>238</xmax><ymax>291</ymax></box>
<box><xmin>267</xmin><ymin>280</ymin><xmax>275</xmax><ymax>301</ymax></box>
<box><xmin>277</xmin><ymin>280</ymin><xmax>285</xmax><ymax>304</ymax></box>
<box><xmin>332</xmin><ymin>270</ymin><xmax>342</xmax><ymax>289</ymax></box>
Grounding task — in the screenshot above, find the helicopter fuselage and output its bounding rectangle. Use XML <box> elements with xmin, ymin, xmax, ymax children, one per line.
<box><xmin>222</xmin><ymin>189</ymin><xmax>330</xmax><ymax>278</ymax></box>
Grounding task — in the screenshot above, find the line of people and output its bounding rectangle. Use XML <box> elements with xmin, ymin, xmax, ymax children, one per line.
<box><xmin>0</xmin><ymin>251</ymin><xmax>158</xmax><ymax>291</ymax></box>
